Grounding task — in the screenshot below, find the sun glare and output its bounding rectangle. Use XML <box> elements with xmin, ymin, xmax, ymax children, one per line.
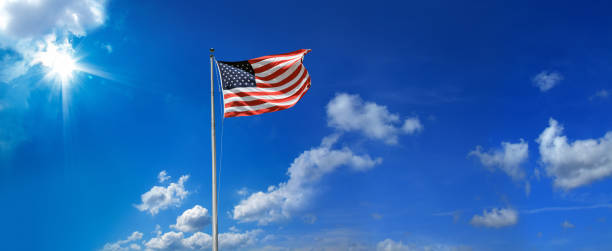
<box><xmin>35</xmin><ymin>38</ymin><xmax>79</xmax><ymax>86</ymax></box>
<box><xmin>47</xmin><ymin>51</ymin><xmax>76</xmax><ymax>84</ymax></box>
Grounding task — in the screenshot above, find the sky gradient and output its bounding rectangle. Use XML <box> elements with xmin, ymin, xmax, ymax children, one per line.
<box><xmin>1</xmin><ymin>1</ymin><xmax>612</xmax><ymax>250</ymax></box>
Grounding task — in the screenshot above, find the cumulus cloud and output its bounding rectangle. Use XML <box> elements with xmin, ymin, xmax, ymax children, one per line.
<box><xmin>144</xmin><ymin>229</ymin><xmax>262</xmax><ymax>251</ymax></box>
<box><xmin>402</xmin><ymin>117</ymin><xmax>424</xmax><ymax>134</ymax></box>
<box><xmin>135</xmin><ymin>175</ymin><xmax>189</xmax><ymax>215</ymax></box>
<box><xmin>158</xmin><ymin>170</ymin><xmax>170</xmax><ymax>183</ymax></box>
<box><xmin>170</xmin><ymin>205</ymin><xmax>211</xmax><ymax>233</ymax></box>
<box><xmin>327</xmin><ymin>93</ymin><xmax>422</xmax><ymax>145</ymax></box>
<box><xmin>470</xmin><ymin>208</ymin><xmax>518</xmax><ymax>228</ymax></box>
<box><xmin>537</xmin><ymin>118</ymin><xmax>612</xmax><ymax>190</ymax></box>
<box><xmin>232</xmin><ymin>134</ymin><xmax>382</xmax><ymax>225</ymax></box>
<box><xmin>561</xmin><ymin>220</ymin><xmax>575</xmax><ymax>229</ymax></box>
<box><xmin>532</xmin><ymin>71</ymin><xmax>562</xmax><ymax>92</ymax></box>
<box><xmin>469</xmin><ymin>140</ymin><xmax>528</xmax><ymax>181</ymax></box>
<box><xmin>101</xmin><ymin>231</ymin><xmax>143</xmax><ymax>251</ymax></box>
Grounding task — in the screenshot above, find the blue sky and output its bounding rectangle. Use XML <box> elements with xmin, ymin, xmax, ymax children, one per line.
<box><xmin>1</xmin><ymin>0</ymin><xmax>612</xmax><ymax>250</ymax></box>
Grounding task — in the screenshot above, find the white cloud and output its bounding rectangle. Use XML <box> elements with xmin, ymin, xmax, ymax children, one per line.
<box><xmin>158</xmin><ymin>170</ymin><xmax>170</xmax><ymax>183</ymax></box>
<box><xmin>236</xmin><ymin>187</ymin><xmax>248</xmax><ymax>196</ymax></box>
<box><xmin>104</xmin><ymin>43</ymin><xmax>113</xmax><ymax>53</ymax></box>
<box><xmin>469</xmin><ymin>140</ymin><xmax>528</xmax><ymax>181</ymax></box>
<box><xmin>470</xmin><ymin>208</ymin><xmax>518</xmax><ymax>228</ymax></box>
<box><xmin>327</xmin><ymin>93</ymin><xmax>422</xmax><ymax>145</ymax></box>
<box><xmin>302</xmin><ymin>214</ymin><xmax>317</xmax><ymax>224</ymax></box>
<box><xmin>144</xmin><ymin>229</ymin><xmax>262</xmax><ymax>251</ymax></box>
<box><xmin>377</xmin><ymin>239</ymin><xmax>413</xmax><ymax>251</ymax></box>
<box><xmin>376</xmin><ymin>239</ymin><xmax>470</xmax><ymax>251</ymax></box>
<box><xmin>561</xmin><ymin>220</ymin><xmax>575</xmax><ymax>229</ymax></box>
<box><xmin>537</xmin><ymin>118</ymin><xmax>612</xmax><ymax>190</ymax></box>
<box><xmin>532</xmin><ymin>71</ymin><xmax>563</xmax><ymax>92</ymax></box>
<box><xmin>523</xmin><ymin>203</ymin><xmax>612</xmax><ymax>214</ymax></box>
<box><xmin>0</xmin><ymin>0</ymin><xmax>105</xmax><ymax>40</ymax></box>
<box><xmin>135</xmin><ymin>175</ymin><xmax>189</xmax><ymax>215</ymax></box>
<box><xmin>170</xmin><ymin>205</ymin><xmax>211</xmax><ymax>233</ymax></box>
<box><xmin>402</xmin><ymin>117</ymin><xmax>424</xmax><ymax>134</ymax></box>
<box><xmin>232</xmin><ymin>134</ymin><xmax>382</xmax><ymax>225</ymax></box>
<box><xmin>590</xmin><ymin>89</ymin><xmax>609</xmax><ymax>100</ymax></box>
<box><xmin>101</xmin><ymin>231</ymin><xmax>143</xmax><ymax>251</ymax></box>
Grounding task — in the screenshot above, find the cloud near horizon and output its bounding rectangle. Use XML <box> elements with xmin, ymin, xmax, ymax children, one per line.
<box><xmin>376</xmin><ymin>238</ymin><xmax>471</xmax><ymax>251</ymax></box>
<box><xmin>101</xmin><ymin>231</ymin><xmax>143</xmax><ymax>251</ymax></box>
<box><xmin>144</xmin><ymin>229</ymin><xmax>262</xmax><ymax>251</ymax></box>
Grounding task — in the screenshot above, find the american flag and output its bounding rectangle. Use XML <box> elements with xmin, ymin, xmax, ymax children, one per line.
<box><xmin>217</xmin><ymin>49</ymin><xmax>312</xmax><ymax>118</ymax></box>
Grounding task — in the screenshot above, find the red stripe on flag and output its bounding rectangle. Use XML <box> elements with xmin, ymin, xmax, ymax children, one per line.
<box><xmin>224</xmin><ymin>78</ymin><xmax>311</xmax><ymax>108</ymax></box>
<box><xmin>255</xmin><ymin>60</ymin><xmax>300</xmax><ymax>82</ymax></box>
<box><xmin>256</xmin><ymin>64</ymin><xmax>304</xmax><ymax>88</ymax></box>
<box><xmin>224</xmin><ymin>83</ymin><xmax>311</xmax><ymax>118</ymax></box>
<box><xmin>252</xmin><ymin>57</ymin><xmax>299</xmax><ymax>73</ymax></box>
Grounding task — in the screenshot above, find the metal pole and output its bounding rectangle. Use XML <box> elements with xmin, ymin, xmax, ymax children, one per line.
<box><xmin>210</xmin><ymin>48</ymin><xmax>219</xmax><ymax>251</ymax></box>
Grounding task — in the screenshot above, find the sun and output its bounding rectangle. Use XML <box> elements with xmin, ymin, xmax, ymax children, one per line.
<box><xmin>46</xmin><ymin>50</ymin><xmax>77</xmax><ymax>85</ymax></box>
<box><xmin>35</xmin><ymin>38</ymin><xmax>80</xmax><ymax>86</ymax></box>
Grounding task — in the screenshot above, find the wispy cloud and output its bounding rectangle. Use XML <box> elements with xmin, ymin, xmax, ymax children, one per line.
<box><xmin>101</xmin><ymin>231</ymin><xmax>143</xmax><ymax>251</ymax></box>
<box><xmin>590</xmin><ymin>89</ymin><xmax>609</xmax><ymax>100</ymax></box>
<box><xmin>376</xmin><ymin>238</ymin><xmax>471</xmax><ymax>251</ymax></box>
<box><xmin>522</xmin><ymin>204</ymin><xmax>612</xmax><ymax>214</ymax></box>
<box><xmin>469</xmin><ymin>139</ymin><xmax>528</xmax><ymax>181</ymax></box>
<box><xmin>532</xmin><ymin>71</ymin><xmax>563</xmax><ymax>92</ymax></box>
<box><xmin>232</xmin><ymin>134</ymin><xmax>381</xmax><ymax>225</ymax></box>
<box><xmin>561</xmin><ymin>220</ymin><xmax>575</xmax><ymax>229</ymax></box>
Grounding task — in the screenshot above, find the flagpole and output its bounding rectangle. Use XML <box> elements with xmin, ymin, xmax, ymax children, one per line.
<box><xmin>210</xmin><ymin>48</ymin><xmax>219</xmax><ymax>251</ymax></box>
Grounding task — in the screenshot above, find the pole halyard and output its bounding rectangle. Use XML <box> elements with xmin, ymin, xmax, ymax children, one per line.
<box><xmin>210</xmin><ymin>48</ymin><xmax>219</xmax><ymax>251</ymax></box>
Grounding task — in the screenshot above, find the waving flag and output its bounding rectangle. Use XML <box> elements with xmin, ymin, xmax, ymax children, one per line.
<box><xmin>217</xmin><ymin>49</ymin><xmax>312</xmax><ymax>117</ymax></box>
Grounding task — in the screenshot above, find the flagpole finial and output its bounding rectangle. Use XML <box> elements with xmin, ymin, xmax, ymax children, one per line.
<box><xmin>210</xmin><ymin>48</ymin><xmax>215</xmax><ymax>55</ymax></box>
